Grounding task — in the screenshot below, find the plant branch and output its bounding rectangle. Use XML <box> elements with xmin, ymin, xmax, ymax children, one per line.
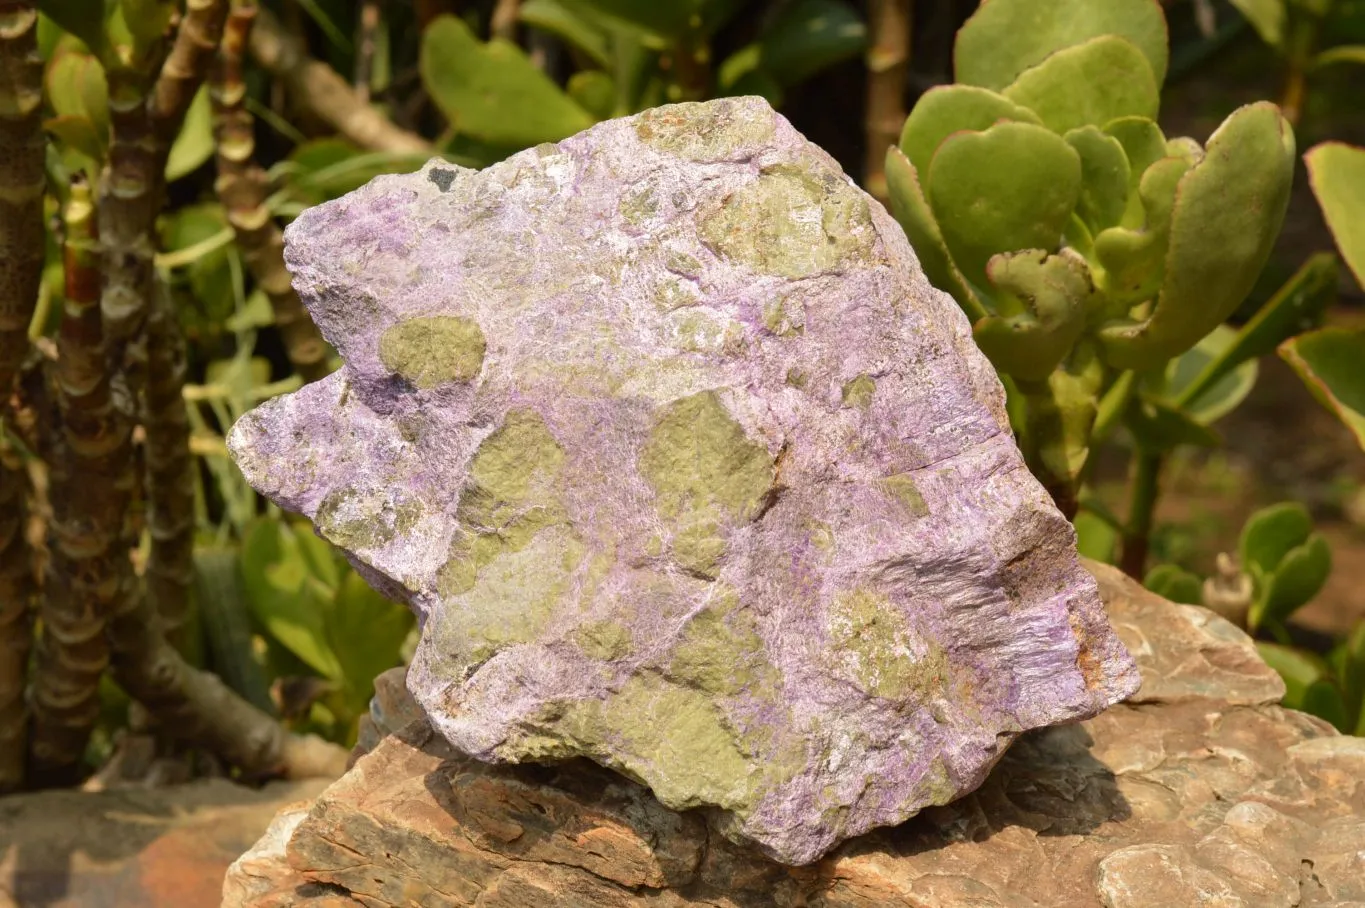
<box><xmin>0</xmin><ymin>0</ymin><xmax>44</xmax><ymax>793</ymax></box>
<box><xmin>143</xmin><ymin>288</ymin><xmax>196</xmax><ymax>652</ymax></box>
<box><xmin>212</xmin><ymin>0</ymin><xmax>330</xmax><ymax>382</ymax></box>
<box><xmin>29</xmin><ymin>177</ymin><xmax>136</xmax><ymax>785</ymax></box>
<box><xmin>1120</xmin><ymin>451</ymin><xmax>1163</xmax><ymax>578</ymax></box>
<box><xmin>248</xmin><ymin>5</ymin><xmax>431</xmax><ymax>154</ymax></box>
<box><xmin>863</xmin><ymin>0</ymin><xmax>911</xmax><ymax>202</ymax></box>
<box><xmin>107</xmin><ymin>578</ymin><xmax>349</xmax><ymax>779</ymax></box>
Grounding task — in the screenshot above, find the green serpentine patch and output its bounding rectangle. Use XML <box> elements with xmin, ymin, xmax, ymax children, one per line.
<box><xmin>379</xmin><ymin>315</ymin><xmax>486</xmax><ymax>388</ymax></box>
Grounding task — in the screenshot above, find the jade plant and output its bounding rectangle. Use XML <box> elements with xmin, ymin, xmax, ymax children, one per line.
<box><xmin>1226</xmin><ymin>0</ymin><xmax>1365</xmax><ymax>124</ymax></box>
<box><xmin>1280</xmin><ymin>141</ymin><xmax>1365</xmax><ymax>446</ymax></box>
<box><xmin>884</xmin><ymin>0</ymin><xmax>1336</xmax><ymax>575</ymax></box>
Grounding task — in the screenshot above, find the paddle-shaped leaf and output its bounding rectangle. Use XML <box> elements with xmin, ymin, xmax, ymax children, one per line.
<box><xmin>926</xmin><ymin>121</ymin><xmax>1081</xmax><ymax>287</ymax></box>
<box><xmin>1093</xmin><ymin>155</ymin><xmax>1192</xmax><ymax>306</ymax></box>
<box><xmin>1065</xmin><ymin>126</ymin><xmax>1131</xmax><ymax>233</ymax></box>
<box><xmin>972</xmin><ymin>251</ymin><xmax>1091</xmax><ymax>381</ymax></box>
<box><xmin>955</xmin><ymin>0</ymin><xmax>1169</xmax><ymax>90</ymax></box>
<box><xmin>1279</xmin><ymin>327</ymin><xmax>1365</xmax><ymax>449</ymax></box>
<box><xmin>421</xmin><ymin>15</ymin><xmax>594</xmax><ymax>148</ymax></box>
<box><xmin>1099</xmin><ymin>103</ymin><xmax>1296</xmax><ymax>368</ymax></box>
<box><xmin>1173</xmin><ymin>254</ymin><xmax>1336</xmax><ymax>410</ymax></box>
<box><xmin>1002</xmin><ymin>36</ymin><xmax>1159</xmax><ymax>134</ymax></box>
<box><xmin>884</xmin><ymin>147</ymin><xmax>985</xmax><ymax>319</ymax></box>
<box><xmin>1304</xmin><ymin>141</ymin><xmax>1365</xmax><ymax>285</ymax></box>
<box><xmin>898</xmin><ymin>84</ymin><xmax>1041</xmax><ymax>176</ymax></box>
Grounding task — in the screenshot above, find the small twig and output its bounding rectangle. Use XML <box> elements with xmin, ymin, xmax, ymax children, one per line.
<box><xmin>249</xmin><ymin>5</ymin><xmax>431</xmax><ymax>154</ymax></box>
<box><xmin>490</xmin><ymin>0</ymin><xmax>520</xmax><ymax>42</ymax></box>
<box><xmin>213</xmin><ymin>0</ymin><xmax>331</xmax><ymax>383</ymax></box>
<box><xmin>353</xmin><ymin>0</ymin><xmax>381</xmax><ymax>103</ymax></box>
<box><xmin>863</xmin><ymin>0</ymin><xmax>912</xmax><ymax>202</ymax></box>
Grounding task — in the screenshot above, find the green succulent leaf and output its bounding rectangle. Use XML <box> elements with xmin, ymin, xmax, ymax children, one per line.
<box><xmin>1313</xmin><ymin>44</ymin><xmax>1365</xmax><ymax>68</ymax></box>
<box><xmin>1125</xmin><ymin>394</ymin><xmax>1221</xmax><ymax>452</ymax></box>
<box><xmin>279</xmin><ymin>139</ymin><xmax>432</xmax><ymax>209</ymax></box>
<box><xmin>421</xmin><ymin>15</ymin><xmax>594</xmax><ymax>148</ymax></box>
<box><xmin>1164</xmin><ymin>325</ymin><xmax>1259</xmax><ymax>425</ymax></box>
<box><xmin>972</xmin><ymin>250</ymin><xmax>1091</xmax><ymax>381</ymax></box>
<box><xmin>1065</xmin><ymin>126</ymin><xmax>1131</xmax><ymax>233</ymax></box>
<box><xmin>1304</xmin><ymin>141</ymin><xmax>1365</xmax><ymax>286</ymax></box>
<box><xmin>751</xmin><ymin>0</ymin><xmax>866</xmax><ymax>87</ymax></box>
<box><xmin>1240</xmin><ymin>501</ymin><xmax>1312</xmax><ymax>575</ymax></box>
<box><xmin>884</xmin><ymin>147</ymin><xmax>985</xmax><ymax>320</ymax></box>
<box><xmin>1174</xmin><ymin>254</ymin><xmax>1336</xmax><ymax>410</ymax></box>
<box><xmin>898</xmin><ymin>84</ymin><xmax>1042</xmax><ymax>177</ymax></box>
<box><xmin>1144</xmin><ymin>563</ymin><xmax>1203</xmax><ymax>604</ymax></box>
<box><xmin>165</xmin><ymin>87</ymin><xmax>214</xmax><ymax>182</ymax></box>
<box><xmin>1103</xmin><ymin>116</ymin><xmax>1169</xmax><ymax>225</ymax></box>
<box><xmin>557</xmin><ymin>0</ymin><xmax>727</xmax><ymax>40</ymax></box>
<box><xmin>1228</xmin><ymin>0</ymin><xmax>1287</xmax><ymax>48</ymax></box>
<box><xmin>1258</xmin><ymin>533</ymin><xmax>1332</xmax><ymax>627</ymax></box>
<box><xmin>1018</xmin><ymin>341</ymin><xmax>1104</xmax><ymax>483</ymax></box>
<box><xmin>1302</xmin><ymin>681</ymin><xmax>1351</xmax><ymax>732</ymax></box>
<box><xmin>926</xmin><ymin>121</ymin><xmax>1082</xmax><ymax>288</ymax></box>
<box><xmin>1098</xmin><ymin>102</ymin><xmax>1296</xmax><ymax>369</ymax></box>
<box><xmin>567</xmin><ymin>70</ymin><xmax>616</xmax><ymax>120</ymax></box>
<box><xmin>1074</xmin><ymin>509</ymin><xmax>1119</xmax><ymax>563</ymax></box>
<box><xmin>1278</xmin><ymin>327</ymin><xmax>1365</xmax><ymax>449</ymax></box>
<box><xmin>327</xmin><ymin>571</ymin><xmax>414</xmax><ymax>705</ymax></box>
<box><xmin>241</xmin><ymin>518</ymin><xmax>345</xmax><ymax>682</ymax></box>
<box><xmin>44</xmin><ymin>115</ymin><xmax>105</xmax><ymax>167</ymax></box>
<box><xmin>1257</xmin><ymin>641</ymin><xmax>1326</xmax><ymax>696</ymax></box>
<box><xmin>954</xmin><ymin>0</ymin><xmax>1169</xmax><ymax>91</ymax></box>
<box><xmin>118</xmin><ymin>0</ymin><xmax>176</xmax><ymax>56</ymax></box>
<box><xmin>1002</xmin><ymin>36</ymin><xmax>1160</xmax><ymax>134</ymax></box>
<box><xmin>1093</xmin><ymin>155</ymin><xmax>1192</xmax><ymax>307</ymax></box>
<box><xmin>1337</xmin><ymin>622</ymin><xmax>1365</xmax><ymax>733</ymax></box>
<box><xmin>44</xmin><ymin>45</ymin><xmax>108</xmax><ymax>133</ymax></box>
<box><xmin>520</xmin><ymin>0</ymin><xmax>613</xmax><ymax>67</ymax></box>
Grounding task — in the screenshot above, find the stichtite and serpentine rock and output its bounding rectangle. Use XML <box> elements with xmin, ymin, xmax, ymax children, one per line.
<box><xmin>227</xmin><ymin>97</ymin><xmax>1141</xmax><ymax>865</ymax></box>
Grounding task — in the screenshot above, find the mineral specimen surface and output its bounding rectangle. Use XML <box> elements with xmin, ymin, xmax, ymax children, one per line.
<box><xmin>227</xmin><ymin>96</ymin><xmax>1140</xmax><ymax>865</ymax></box>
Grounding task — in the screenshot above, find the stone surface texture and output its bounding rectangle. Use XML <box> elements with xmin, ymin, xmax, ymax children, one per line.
<box><xmin>0</xmin><ymin>778</ymin><xmax>328</xmax><ymax>908</ymax></box>
<box><xmin>221</xmin><ymin>563</ymin><xmax>1365</xmax><ymax>908</ymax></box>
<box><xmin>227</xmin><ymin>96</ymin><xmax>1138</xmax><ymax>864</ymax></box>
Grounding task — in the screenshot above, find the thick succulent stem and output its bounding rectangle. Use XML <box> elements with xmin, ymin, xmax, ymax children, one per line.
<box><xmin>152</xmin><ymin>0</ymin><xmax>230</xmax><ymax>144</ymax></box>
<box><xmin>248</xmin><ymin>5</ymin><xmax>430</xmax><ymax>154</ymax></box>
<box><xmin>863</xmin><ymin>0</ymin><xmax>911</xmax><ymax>202</ymax></box>
<box><xmin>212</xmin><ymin>1</ymin><xmax>329</xmax><ymax>382</ymax></box>
<box><xmin>1120</xmin><ymin>451</ymin><xmax>1163</xmax><ymax>578</ymax></box>
<box><xmin>103</xmin><ymin>0</ymin><xmax>228</xmax><ymax>361</ymax></box>
<box><xmin>143</xmin><ymin>289</ymin><xmax>196</xmax><ymax>652</ymax></box>
<box><xmin>0</xmin><ymin>436</ymin><xmax>34</xmax><ymax>793</ymax></box>
<box><xmin>0</xmin><ymin>0</ymin><xmax>44</xmax><ymax>793</ymax></box>
<box><xmin>101</xmin><ymin>0</ymin><xmax>225</xmax><ymax>641</ymax></box>
<box><xmin>107</xmin><ymin>585</ymin><xmax>349</xmax><ymax>779</ymax></box>
<box><xmin>29</xmin><ymin>179</ymin><xmax>136</xmax><ymax>785</ymax></box>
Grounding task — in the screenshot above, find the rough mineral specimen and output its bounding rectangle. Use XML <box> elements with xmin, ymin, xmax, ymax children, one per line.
<box><xmin>227</xmin><ymin>97</ymin><xmax>1141</xmax><ymax>865</ymax></box>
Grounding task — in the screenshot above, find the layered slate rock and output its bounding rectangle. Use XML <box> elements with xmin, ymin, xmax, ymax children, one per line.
<box><xmin>222</xmin><ymin>565</ymin><xmax>1365</xmax><ymax>908</ymax></box>
<box><xmin>227</xmin><ymin>97</ymin><xmax>1139</xmax><ymax>864</ymax></box>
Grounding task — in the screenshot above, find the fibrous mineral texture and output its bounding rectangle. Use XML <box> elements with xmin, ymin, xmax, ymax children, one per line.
<box><xmin>227</xmin><ymin>97</ymin><xmax>1140</xmax><ymax>865</ymax></box>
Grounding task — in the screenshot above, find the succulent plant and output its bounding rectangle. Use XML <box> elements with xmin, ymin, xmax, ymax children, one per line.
<box><xmin>885</xmin><ymin>0</ymin><xmax>1298</xmax><ymax>515</ymax></box>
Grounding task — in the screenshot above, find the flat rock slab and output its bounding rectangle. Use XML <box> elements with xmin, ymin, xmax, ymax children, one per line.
<box><xmin>229</xmin><ymin>96</ymin><xmax>1138</xmax><ymax>863</ymax></box>
<box><xmin>0</xmin><ymin>778</ymin><xmax>328</xmax><ymax>908</ymax></box>
<box><xmin>223</xmin><ymin>562</ymin><xmax>1365</xmax><ymax>908</ymax></box>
